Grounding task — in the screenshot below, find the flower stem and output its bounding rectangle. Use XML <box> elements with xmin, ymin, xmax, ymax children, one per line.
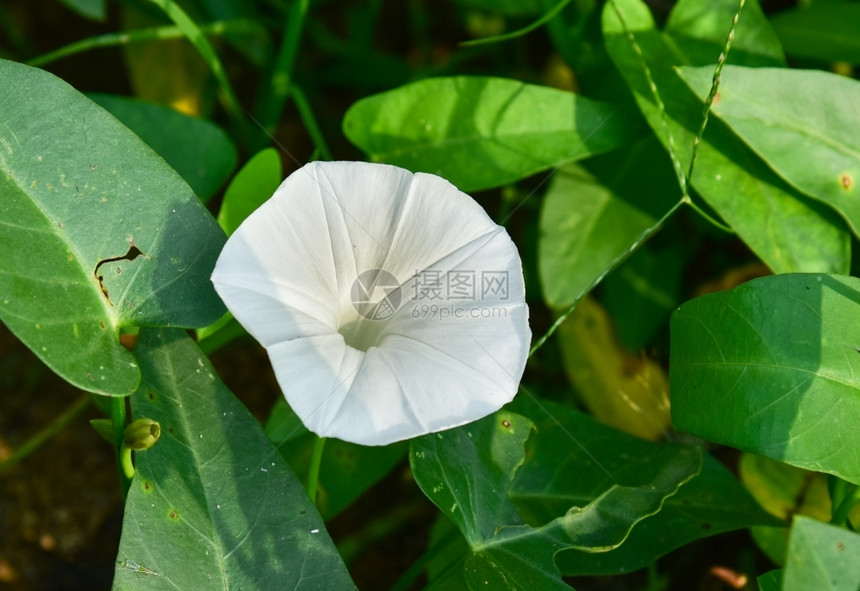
<box><xmin>0</xmin><ymin>393</ymin><xmax>90</xmax><ymax>477</ymax></box>
<box><xmin>306</xmin><ymin>436</ymin><xmax>326</xmax><ymax>506</ymax></box>
<box><xmin>111</xmin><ymin>397</ymin><xmax>132</xmax><ymax>499</ymax></box>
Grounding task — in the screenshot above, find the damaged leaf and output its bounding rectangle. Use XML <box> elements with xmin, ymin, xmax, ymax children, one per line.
<box><xmin>0</xmin><ymin>59</ymin><xmax>226</xmax><ymax>396</ymax></box>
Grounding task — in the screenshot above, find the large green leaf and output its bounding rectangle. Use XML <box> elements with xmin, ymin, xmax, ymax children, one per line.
<box><xmin>770</xmin><ymin>0</ymin><xmax>860</xmax><ymax>65</ymax></box>
<box><xmin>678</xmin><ymin>65</ymin><xmax>860</xmax><ymax>236</ymax></box>
<box><xmin>90</xmin><ymin>93</ymin><xmax>237</xmax><ymax>202</ymax></box>
<box><xmin>0</xmin><ymin>59</ymin><xmax>226</xmax><ymax>396</ymax></box>
<box><xmin>670</xmin><ymin>274</ymin><xmax>860</xmax><ymax>485</ymax></box>
<box><xmin>343</xmin><ymin>76</ymin><xmax>640</xmax><ymax>192</ymax></box>
<box><xmin>410</xmin><ymin>408</ymin><xmax>701</xmax><ymax>589</ymax></box>
<box><xmin>783</xmin><ymin>516</ymin><xmax>860</xmax><ymax>591</ymax></box>
<box><xmin>507</xmin><ymin>400</ymin><xmax>776</xmax><ymax>575</ymax></box>
<box><xmin>538</xmin><ymin>135</ymin><xmax>680</xmax><ymax>310</ymax></box>
<box><xmin>602</xmin><ymin>0</ymin><xmax>850</xmax><ymax>275</ymax></box>
<box><xmin>113</xmin><ymin>328</ymin><xmax>355</xmax><ymax>590</ymax></box>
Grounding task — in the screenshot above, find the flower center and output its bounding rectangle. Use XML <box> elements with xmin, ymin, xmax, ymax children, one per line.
<box><xmin>338</xmin><ymin>317</ymin><xmax>385</xmax><ymax>352</ymax></box>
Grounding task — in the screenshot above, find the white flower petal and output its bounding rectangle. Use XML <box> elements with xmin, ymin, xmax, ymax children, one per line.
<box><xmin>211</xmin><ymin>161</ymin><xmax>530</xmax><ymax>446</ymax></box>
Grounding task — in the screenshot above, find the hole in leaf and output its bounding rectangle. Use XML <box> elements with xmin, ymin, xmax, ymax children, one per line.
<box><xmin>94</xmin><ymin>242</ymin><xmax>147</xmax><ymax>305</ymax></box>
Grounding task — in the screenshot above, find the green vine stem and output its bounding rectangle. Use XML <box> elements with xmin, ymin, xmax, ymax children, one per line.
<box><xmin>460</xmin><ymin>0</ymin><xmax>574</xmax><ymax>47</ymax></box>
<box><xmin>119</xmin><ymin>442</ymin><xmax>135</xmax><ymax>482</ymax></box>
<box><xmin>686</xmin><ymin>0</ymin><xmax>747</xmax><ymax>185</ymax></box>
<box><xmin>306</xmin><ymin>436</ymin><xmax>327</xmax><ymax>506</ymax></box>
<box><xmin>608</xmin><ymin>0</ymin><xmax>688</xmax><ymax>197</ymax></box>
<box><xmin>26</xmin><ymin>20</ymin><xmax>258</xmax><ymax>68</ymax></box>
<box><xmin>254</xmin><ymin>0</ymin><xmax>311</xmax><ymax>147</ymax></box>
<box><xmin>144</xmin><ymin>0</ymin><xmax>249</xmax><ymax>142</ymax></box>
<box><xmin>110</xmin><ymin>397</ymin><xmax>132</xmax><ymax>499</ymax></box>
<box><xmin>830</xmin><ymin>479</ymin><xmax>860</xmax><ymax>527</ymax></box>
<box><xmin>291</xmin><ymin>86</ymin><xmax>332</xmax><ymax>161</ymax></box>
<box><xmin>0</xmin><ymin>393</ymin><xmax>90</xmax><ymax>476</ymax></box>
<box><xmin>528</xmin><ymin>196</ymin><xmax>686</xmax><ymax>358</ymax></box>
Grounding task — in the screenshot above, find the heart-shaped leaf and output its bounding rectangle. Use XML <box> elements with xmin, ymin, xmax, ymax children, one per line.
<box><xmin>671</xmin><ymin>274</ymin><xmax>860</xmax><ymax>484</ymax></box>
<box><xmin>0</xmin><ymin>59</ymin><xmax>226</xmax><ymax>396</ymax></box>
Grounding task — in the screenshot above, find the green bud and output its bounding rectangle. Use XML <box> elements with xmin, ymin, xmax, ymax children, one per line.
<box><xmin>123</xmin><ymin>418</ymin><xmax>161</xmax><ymax>451</ymax></box>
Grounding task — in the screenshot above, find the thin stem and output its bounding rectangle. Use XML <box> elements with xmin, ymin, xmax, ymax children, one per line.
<box><xmin>255</xmin><ymin>0</ymin><xmax>310</xmax><ymax>145</ymax></box>
<box><xmin>681</xmin><ymin>195</ymin><xmax>734</xmax><ymax>234</ymax></box>
<box><xmin>460</xmin><ymin>0</ymin><xmax>574</xmax><ymax>47</ymax></box>
<box><xmin>609</xmin><ymin>0</ymin><xmax>687</xmax><ymax>198</ymax></box>
<box><xmin>144</xmin><ymin>0</ymin><xmax>247</xmax><ymax>139</ymax></box>
<box><xmin>291</xmin><ymin>85</ymin><xmax>332</xmax><ymax>160</ymax></box>
<box><xmin>111</xmin><ymin>397</ymin><xmax>132</xmax><ymax>499</ymax></box>
<box><xmin>120</xmin><ymin>443</ymin><xmax>135</xmax><ymax>481</ymax></box>
<box><xmin>529</xmin><ymin>196</ymin><xmax>686</xmax><ymax>358</ymax></box>
<box><xmin>831</xmin><ymin>483</ymin><xmax>860</xmax><ymax>526</ymax></box>
<box><xmin>26</xmin><ymin>20</ymin><xmax>258</xmax><ymax>68</ymax></box>
<box><xmin>686</xmin><ymin>0</ymin><xmax>747</xmax><ymax>185</ymax></box>
<box><xmin>0</xmin><ymin>394</ymin><xmax>90</xmax><ymax>476</ymax></box>
<box><xmin>306</xmin><ymin>436</ymin><xmax>326</xmax><ymax>506</ymax></box>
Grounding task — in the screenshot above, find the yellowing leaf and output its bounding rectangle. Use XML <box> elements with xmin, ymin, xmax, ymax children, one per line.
<box><xmin>557</xmin><ymin>296</ymin><xmax>671</xmax><ymax>440</ymax></box>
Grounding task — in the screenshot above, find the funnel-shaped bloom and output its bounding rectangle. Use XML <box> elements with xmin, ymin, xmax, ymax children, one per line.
<box><xmin>211</xmin><ymin>161</ymin><xmax>530</xmax><ymax>446</ymax></box>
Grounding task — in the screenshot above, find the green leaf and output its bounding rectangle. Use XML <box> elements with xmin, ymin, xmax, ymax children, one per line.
<box><xmin>670</xmin><ymin>274</ymin><xmax>860</xmax><ymax>485</ymax></box>
<box><xmin>410</xmin><ymin>408</ymin><xmax>702</xmax><ymax>588</ymax></box>
<box><xmin>783</xmin><ymin>516</ymin><xmax>860</xmax><ymax>591</ymax></box>
<box><xmin>757</xmin><ymin>569</ymin><xmax>782</xmax><ymax>591</ymax></box>
<box><xmin>664</xmin><ymin>0</ymin><xmax>785</xmax><ymax>67</ymax></box>
<box><xmin>59</xmin><ymin>0</ymin><xmax>106</xmax><ymax>20</ymax></box>
<box><xmin>690</xmin><ymin>121</ymin><xmax>851</xmax><ymax>275</ymax></box>
<box><xmin>740</xmin><ymin>452</ymin><xmax>860</xmax><ymax>566</ymax></box>
<box><xmin>90</xmin><ymin>93</ymin><xmax>237</xmax><ymax>202</ymax></box>
<box><xmin>0</xmin><ymin>60</ymin><xmax>226</xmax><ymax>396</ymax></box>
<box><xmin>113</xmin><ymin>328</ymin><xmax>356</xmax><ymax>590</ymax></box>
<box><xmin>264</xmin><ymin>398</ymin><xmax>407</xmax><ymax>519</ymax></box>
<box><xmin>601</xmin><ymin>239</ymin><xmax>683</xmax><ymax>350</ymax></box>
<box><xmin>678</xmin><ymin>64</ymin><xmax>860</xmax><ymax>236</ymax></box>
<box><xmin>343</xmin><ymin>76</ymin><xmax>640</xmax><ymax>192</ymax></box>
<box><xmin>538</xmin><ymin>135</ymin><xmax>680</xmax><ymax>310</ymax></box>
<box><xmin>602</xmin><ymin>0</ymin><xmax>850</xmax><ymax>274</ymax></box>
<box><xmin>770</xmin><ymin>0</ymin><xmax>860</xmax><ymax>65</ymax></box>
<box><xmin>217</xmin><ymin>148</ymin><xmax>282</xmax><ymax>235</ymax></box>
<box><xmin>508</xmin><ymin>400</ymin><xmax>775</xmax><ymax>575</ymax></box>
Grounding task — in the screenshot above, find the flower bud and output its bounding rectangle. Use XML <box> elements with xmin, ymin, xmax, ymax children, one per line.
<box><xmin>123</xmin><ymin>418</ymin><xmax>161</xmax><ymax>451</ymax></box>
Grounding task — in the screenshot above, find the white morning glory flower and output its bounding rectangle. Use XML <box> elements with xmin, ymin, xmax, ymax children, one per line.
<box><xmin>210</xmin><ymin>161</ymin><xmax>530</xmax><ymax>446</ymax></box>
